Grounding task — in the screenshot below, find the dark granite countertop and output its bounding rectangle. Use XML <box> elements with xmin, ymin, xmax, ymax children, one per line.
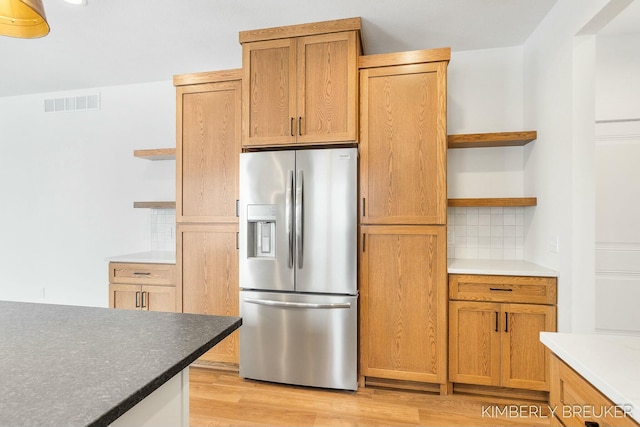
<box><xmin>0</xmin><ymin>301</ymin><xmax>241</xmax><ymax>427</ymax></box>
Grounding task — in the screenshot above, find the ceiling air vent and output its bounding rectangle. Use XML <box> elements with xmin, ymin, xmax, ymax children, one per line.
<box><xmin>44</xmin><ymin>93</ymin><xmax>100</xmax><ymax>113</ymax></box>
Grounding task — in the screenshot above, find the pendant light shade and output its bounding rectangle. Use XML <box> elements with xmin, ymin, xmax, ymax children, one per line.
<box><xmin>0</xmin><ymin>0</ymin><xmax>50</xmax><ymax>38</ymax></box>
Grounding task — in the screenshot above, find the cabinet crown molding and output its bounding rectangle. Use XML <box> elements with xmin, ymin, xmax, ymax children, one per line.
<box><xmin>239</xmin><ymin>17</ymin><xmax>361</xmax><ymax>43</ymax></box>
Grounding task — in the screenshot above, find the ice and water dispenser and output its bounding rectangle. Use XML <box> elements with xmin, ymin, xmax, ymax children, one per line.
<box><xmin>246</xmin><ymin>204</ymin><xmax>276</xmax><ymax>258</ymax></box>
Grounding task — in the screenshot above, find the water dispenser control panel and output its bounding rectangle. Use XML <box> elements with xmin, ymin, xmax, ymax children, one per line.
<box><xmin>246</xmin><ymin>204</ymin><xmax>276</xmax><ymax>258</ymax></box>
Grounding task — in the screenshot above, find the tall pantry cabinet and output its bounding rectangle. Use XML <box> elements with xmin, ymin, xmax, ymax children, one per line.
<box><xmin>174</xmin><ymin>70</ymin><xmax>242</xmax><ymax>365</ymax></box>
<box><xmin>358</xmin><ymin>49</ymin><xmax>450</xmax><ymax>391</ymax></box>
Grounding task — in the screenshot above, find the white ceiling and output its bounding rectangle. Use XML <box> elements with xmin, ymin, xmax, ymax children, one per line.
<box><xmin>0</xmin><ymin>0</ymin><xmax>635</xmax><ymax>98</ymax></box>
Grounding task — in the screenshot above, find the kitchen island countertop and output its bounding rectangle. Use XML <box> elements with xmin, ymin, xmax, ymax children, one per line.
<box><xmin>448</xmin><ymin>258</ymin><xmax>558</xmax><ymax>277</ymax></box>
<box><xmin>0</xmin><ymin>300</ymin><xmax>241</xmax><ymax>427</ymax></box>
<box><xmin>541</xmin><ymin>332</ymin><xmax>640</xmax><ymax>423</ymax></box>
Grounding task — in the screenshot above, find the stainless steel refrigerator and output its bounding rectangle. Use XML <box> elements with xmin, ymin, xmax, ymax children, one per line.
<box><xmin>238</xmin><ymin>147</ymin><xmax>358</xmax><ymax>391</ymax></box>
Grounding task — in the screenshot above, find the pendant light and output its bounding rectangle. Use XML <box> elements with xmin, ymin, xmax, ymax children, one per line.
<box><xmin>0</xmin><ymin>0</ymin><xmax>50</xmax><ymax>38</ymax></box>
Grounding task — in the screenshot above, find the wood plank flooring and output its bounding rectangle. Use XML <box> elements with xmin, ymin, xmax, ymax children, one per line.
<box><xmin>190</xmin><ymin>367</ymin><xmax>552</xmax><ymax>426</ymax></box>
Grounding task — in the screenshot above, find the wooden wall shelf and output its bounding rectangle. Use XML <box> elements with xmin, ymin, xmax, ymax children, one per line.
<box><xmin>447</xmin><ymin>131</ymin><xmax>537</xmax><ymax>149</ymax></box>
<box><xmin>133</xmin><ymin>201</ymin><xmax>176</xmax><ymax>209</ymax></box>
<box><xmin>448</xmin><ymin>198</ymin><xmax>537</xmax><ymax>208</ymax></box>
<box><xmin>133</xmin><ymin>148</ymin><xmax>176</xmax><ymax>160</ymax></box>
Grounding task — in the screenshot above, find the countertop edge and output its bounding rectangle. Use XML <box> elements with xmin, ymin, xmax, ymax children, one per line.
<box><xmin>447</xmin><ymin>258</ymin><xmax>559</xmax><ymax>277</ymax></box>
<box><xmin>105</xmin><ymin>251</ymin><xmax>176</xmax><ymax>264</ymax></box>
<box><xmin>93</xmin><ymin>317</ymin><xmax>241</xmax><ymax>426</ymax></box>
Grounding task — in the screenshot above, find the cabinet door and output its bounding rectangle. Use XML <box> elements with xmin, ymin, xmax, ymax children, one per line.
<box><xmin>109</xmin><ymin>284</ymin><xmax>141</xmax><ymax>310</ymax></box>
<box><xmin>178</xmin><ymin>223</ymin><xmax>239</xmax><ymax>364</ymax></box>
<box><xmin>296</xmin><ymin>31</ymin><xmax>358</xmax><ymax>144</ymax></box>
<box><xmin>242</xmin><ymin>38</ymin><xmax>297</xmax><ymax>146</ymax></box>
<box><xmin>142</xmin><ymin>285</ymin><xmax>176</xmax><ymax>313</ymax></box>
<box><xmin>360</xmin><ymin>225</ymin><xmax>447</xmax><ymax>384</ymax></box>
<box><xmin>360</xmin><ymin>62</ymin><xmax>447</xmax><ymax>225</ymax></box>
<box><xmin>449</xmin><ymin>301</ymin><xmax>501</xmax><ymax>386</ymax></box>
<box><xmin>177</xmin><ymin>79</ymin><xmax>241</xmax><ymax>223</ymax></box>
<box><xmin>501</xmin><ymin>304</ymin><xmax>556</xmax><ymax>391</ymax></box>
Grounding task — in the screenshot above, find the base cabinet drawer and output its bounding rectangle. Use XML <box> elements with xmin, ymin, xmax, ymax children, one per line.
<box><xmin>109</xmin><ymin>262</ymin><xmax>176</xmax><ymax>285</ymax></box>
<box><xmin>550</xmin><ymin>355</ymin><xmax>639</xmax><ymax>427</ymax></box>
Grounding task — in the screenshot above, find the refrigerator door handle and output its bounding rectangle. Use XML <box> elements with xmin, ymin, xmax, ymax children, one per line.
<box><xmin>243</xmin><ymin>297</ymin><xmax>351</xmax><ymax>309</ymax></box>
<box><xmin>296</xmin><ymin>170</ymin><xmax>304</xmax><ymax>269</ymax></box>
<box><xmin>286</xmin><ymin>170</ymin><xmax>294</xmax><ymax>269</ymax></box>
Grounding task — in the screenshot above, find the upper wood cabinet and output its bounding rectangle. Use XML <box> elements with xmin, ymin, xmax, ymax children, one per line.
<box><xmin>240</xmin><ymin>18</ymin><xmax>361</xmax><ymax>147</ymax></box>
<box><xmin>359</xmin><ymin>50</ymin><xmax>449</xmax><ymax>225</ymax></box>
<box><xmin>174</xmin><ymin>70</ymin><xmax>242</xmax><ymax>223</ymax></box>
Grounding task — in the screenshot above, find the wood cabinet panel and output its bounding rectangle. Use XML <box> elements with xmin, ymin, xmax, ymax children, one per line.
<box><xmin>501</xmin><ymin>304</ymin><xmax>556</xmax><ymax>391</ymax></box>
<box><xmin>109</xmin><ymin>283</ymin><xmax>176</xmax><ymax>313</ymax></box>
<box><xmin>360</xmin><ymin>225</ymin><xmax>447</xmax><ymax>384</ymax></box>
<box><xmin>360</xmin><ymin>62</ymin><xmax>447</xmax><ymax>225</ymax></box>
<box><xmin>297</xmin><ymin>31</ymin><xmax>357</xmax><ymax>144</ymax></box>
<box><xmin>176</xmin><ymin>77</ymin><xmax>241</xmax><ymax>223</ymax></box>
<box><xmin>449</xmin><ymin>301</ymin><xmax>501</xmax><ymax>386</ymax></box>
<box><xmin>178</xmin><ymin>223</ymin><xmax>239</xmax><ymax>363</ymax></box>
<box><xmin>242</xmin><ymin>38</ymin><xmax>296</xmax><ymax>146</ymax></box>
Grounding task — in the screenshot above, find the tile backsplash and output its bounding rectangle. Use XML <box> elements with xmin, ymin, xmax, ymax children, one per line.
<box><xmin>448</xmin><ymin>207</ymin><xmax>525</xmax><ymax>260</ymax></box>
<box><xmin>150</xmin><ymin>209</ymin><xmax>176</xmax><ymax>251</ymax></box>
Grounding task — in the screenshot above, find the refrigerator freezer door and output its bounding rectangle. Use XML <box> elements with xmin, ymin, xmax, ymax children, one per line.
<box><xmin>239</xmin><ymin>151</ymin><xmax>296</xmax><ymax>292</ymax></box>
<box><xmin>294</xmin><ymin>148</ymin><xmax>358</xmax><ymax>295</ymax></box>
<box><xmin>239</xmin><ymin>290</ymin><xmax>358</xmax><ymax>390</ymax></box>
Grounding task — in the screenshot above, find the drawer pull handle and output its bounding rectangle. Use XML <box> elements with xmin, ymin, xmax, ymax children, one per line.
<box><xmin>133</xmin><ymin>272</ymin><xmax>151</xmax><ymax>276</ymax></box>
<box><xmin>489</xmin><ymin>288</ymin><xmax>513</xmax><ymax>292</ymax></box>
<box><xmin>494</xmin><ymin>311</ymin><xmax>499</xmax><ymax>332</ymax></box>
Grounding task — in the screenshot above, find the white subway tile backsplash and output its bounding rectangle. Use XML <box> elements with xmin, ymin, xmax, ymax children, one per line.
<box><xmin>448</xmin><ymin>206</ymin><xmax>528</xmax><ymax>260</ymax></box>
<box><xmin>150</xmin><ymin>209</ymin><xmax>176</xmax><ymax>251</ymax></box>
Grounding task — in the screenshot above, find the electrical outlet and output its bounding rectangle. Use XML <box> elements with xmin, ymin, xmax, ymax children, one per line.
<box><xmin>549</xmin><ymin>235</ymin><xmax>560</xmax><ymax>254</ymax></box>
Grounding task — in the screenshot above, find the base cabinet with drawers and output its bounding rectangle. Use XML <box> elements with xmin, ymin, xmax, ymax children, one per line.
<box><xmin>108</xmin><ymin>262</ymin><xmax>177</xmax><ymax>312</ymax></box>
<box><xmin>449</xmin><ymin>274</ymin><xmax>557</xmax><ymax>392</ymax></box>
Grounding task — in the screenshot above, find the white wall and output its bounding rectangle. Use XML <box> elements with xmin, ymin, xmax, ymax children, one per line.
<box><xmin>596</xmin><ymin>33</ymin><xmax>640</xmax><ymax>121</ymax></box>
<box><xmin>522</xmin><ymin>0</ymin><xmax>615</xmax><ymax>333</ymax></box>
<box><xmin>0</xmin><ymin>81</ymin><xmax>175</xmax><ymax>307</ymax></box>
<box><xmin>594</xmin><ymin>32</ymin><xmax>640</xmax><ymax>335</ymax></box>
<box><xmin>448</xmin><ymin>47</ymin><xmax>526</xmax><ymax>199</ymax></box>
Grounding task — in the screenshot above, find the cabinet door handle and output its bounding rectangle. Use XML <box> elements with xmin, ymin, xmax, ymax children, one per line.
<box><xmin>495</xmin><ymin>311</ymin><xmax>499</xmax><ymax>332</ymax></box>
<box><xmin>298</xmin><ymin>116</ymin><xmax>302</xmax><ymax>136</ymax></box>
<box><xmin>290</xmin><ymin>117</ymin><xmax>294</xmax><ymax>137</ymax></box>
<box><xmin>141</xmin><ymin>291</ymin><xmax>147</xmax><ymax>309</ymax></box>
<box><xmin>505</xmin><ymin>312</ymin><xmax>509</xmax><ymax>332</ymax></box>
<box><xmin>135</xmin><ymin>291</ymin><xmax>141</xmax><ymax>308</ymax></box>
<box><xmin>362</xmin><ymin>198</ymin><xmax>366</xmax><ymax>217</ymax></box>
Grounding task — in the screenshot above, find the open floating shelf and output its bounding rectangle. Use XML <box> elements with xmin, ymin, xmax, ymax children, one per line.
<box><xmin>448</xmin><ymin>198</ymin><xmax>538</xmax><ymax>208</ymax></box>
<box><xmin>447</xmin><ymin>131</ymin><xmax>537</xmax><ymax>149</ymax></box>
<box><xmin>133</xmin><ymin>201</ymin><xmax>176</xmax><ymax>209</ymax></box>
<box><xmin>133</xmin><ymin>148</ymin><xmax>176</xmax><ymax>160</ymax></box>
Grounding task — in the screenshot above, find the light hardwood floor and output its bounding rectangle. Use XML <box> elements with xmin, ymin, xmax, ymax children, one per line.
<box><xmin>190</xmin><ymin>367</ymin><xmax>552</xmax><ymax>427</ymax></box>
